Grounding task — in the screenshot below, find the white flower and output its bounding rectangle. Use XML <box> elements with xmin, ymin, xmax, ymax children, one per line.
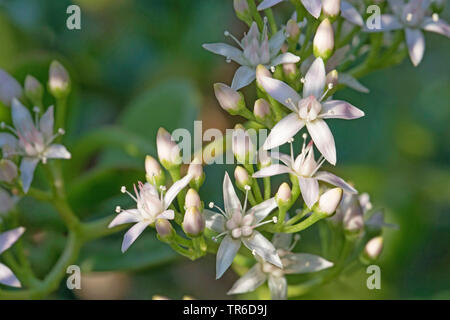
<box><xmin>0</xmin><ymin>99</ymin><xmax>71</xmax><ymax>193</ymax></box>
<box><xmin>0</xmin><ymin>188</ymin><xmax>14</xmax><ymax>214</ymax></box>
<box><xmin>258</xmin><ymin>57</ymin><xmax>365</xmax><ymax>165</ymax></box>
<box><xmin>367</xmin><ymin>0</ymin><xmax>450</xmax><ymax>66</ymax></box>
<box><xmin>0</xmin><ymin>69</ymin><xmax>22</xmax><ymax>107</ymax></box>
<box><xmin>109</xmin><ymin>173</ymin><xmax>192</xmax><ymax>252</ymax></box>
<box><xmin>0</xmin><ymin>227</ymin><xmax>25</xmax><ymax>287</ymax></box>
<box><xmin>228</xmin><ymin>233</ymin><xmax>333</xmax><ymax>299</ymax></box>
<box><xmin>203</xmin><ymin>22</ymin><xmax>300</xmax><ymax>90</ymax></box>
<box><xmin>254</xmin><ymin>138</ymin><xmax>356</xmax><ymax>208</ymax></box>
<box><xmin>257</xmin><ymin>0</ymin><xmax>364</xmax><ymax>25</ymax></box>
<box><xmin>205</xmin><ymin>172</ymin><xmax>282</xmax><ymax>279</ymax></box>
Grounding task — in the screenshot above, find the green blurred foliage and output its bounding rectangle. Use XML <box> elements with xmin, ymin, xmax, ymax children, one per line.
<box><xmin>0</xmin><ymin>0</ymin><xmax>448</xmax><ymax>299</ymax></box>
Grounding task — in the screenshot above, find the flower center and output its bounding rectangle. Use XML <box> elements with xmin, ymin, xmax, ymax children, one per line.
<box><xmin>298</xmin><ymin>96</ymin><xmax>322</xmax><ymax>122</ymax></box>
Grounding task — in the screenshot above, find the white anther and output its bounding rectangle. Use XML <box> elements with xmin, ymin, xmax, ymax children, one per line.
<box><xmin>432</xmin><ymin>13</ymin><xmax>439</xmax><ymax>22</ymax></box>
<box><xmin>209</xmin><ymin>202</ymin><xmax>214</xmax><ymax>209</ymax></box>
<box><xmin>272</xmin><ymin>217</ymin><xmax>278</xmax><ymax>223</ymax></box>
<box><xmin>58</xmin><ymin>128</ymin><xmax>65</xmax><ymax>135</ymax></box>
<box><xmin>406</xmin><ymin>13</ymin><xmax>413</xmax><ymax>22</ymax></box>
<box><xmin>120</xmin><ymin>186</ymin><xmax>127</xmax><ymax>193</ymax></box>
<box><xmin>244</xmin><ymin>185</ymin><xmax>251</xmax><ymax>191</ymax></box>
<box><xmin>33</xmin><ymin>106</ymin><xmax>40</xmax><ymax>113</ymax></box>
<box><xmin>115</xmin><ymin>206</ymin><xmax>121</xmax><ymax>213</ymax></box>
<box><xmin>300</xmin><ymin>77</ymin><xmax>306</xmax><ymax>83</ymax></box>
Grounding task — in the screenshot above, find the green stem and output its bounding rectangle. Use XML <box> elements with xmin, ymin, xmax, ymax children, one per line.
<box><xmin>282</xmin><ymin>211</ymin><xmax>328</xmax><ymax>233</ymax></box>
<box><xmin>264</xmin><ymin>9</ymin><xmax>277</xmax><ymax>34</ymax></box>
<box><xmin>247</xmin><ymin>0</ymin><xmax>264</xmax><ymax>30</ymax></box>
<box><xmin>263</xmin><ymin>177</ymin><xmax>271</xmax><ymax>200</ymax></box>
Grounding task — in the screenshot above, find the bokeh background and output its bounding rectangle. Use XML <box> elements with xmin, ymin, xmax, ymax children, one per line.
<box><xmin>0</xmin><ymin>0</ymin><xmax>448</xmax><ymax>299</ymax></box>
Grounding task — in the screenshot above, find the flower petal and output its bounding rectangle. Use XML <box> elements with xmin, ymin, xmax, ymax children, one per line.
<box><xmin>341</xmin><ymin>1</ymin><xmax>364</xmax><ymax>26</ymax></box>
<box><xmin>157</xmin><ymin>209</ymin><xmax>174</xmax><ymax>220</ymax></box>
<box><xmin>40</xmin><ymin>106</ymin><xmax>54</xmax><ymax>142</ymax></box>
<box><xmin>164</xmin><ymin>173</ymin><xmax>192</xmax><ymax>209</ymax></box>
<box><xmin>269</xmin><ymin>29</ymin><xmax>286</xmax><ymax>57</ymax></box>
<box><xmin>0</xmin><ymin>263</ymin><xmax>21</xmax><ymax>287</ymax></box>
<box><xmin>320</xmin><ymin>100</ymin><xmax>365</xmax><ymax>119</ymax></box>
<box><xmin>216</xmin><ymin>235</ymin><xmax>241</xmax><ymax>279</ymax></box>
<box><xmin>263</xmin><ymin>113</ymin><xmax>305</xmax><ymax>150</ymax></box>
<box><xmin>405</xmin><ymin>28</ymin><xmax>425</xmax><ymax>67</ymax></box>
<box><xmin>108</xmin><ymin>209</ymin><xmax>141</xmax><ymax>228</ymax></box>
<box><xmin>242</xmin><ymin>231</ymin><xmax>282</xmax><ymax>268</ymax></box>
<box><xmin>0</xmin><ymin>227</ymin><xmax>25</xmax><ymax>254</ymax></box>
<box><xmin>202</xmin><ymin>43</ymin><xmax>245</xmax><ymax>65</ymax></box>
<box><xmin>422</xmin><ymin>18</ymin><xmax>450</xmax><ymax>38</ymax></box>
<box><xmin>306</xmin><ymin>119</ymin><xmax>336</xmax><ymax>165</ymax></box>
<box><xmin>301</xmin><ymin>0</ymin><xmax>322</xmax><ymax>19</ymax></box>
<box><xmin>326</xmin><ymin>45</ymin><xmax>350</xmax><ymax>71</ymax></box>
<box><xmin>223</xmin><ymin>171</ymin><xmax>242</xmax><ymax>216</ymax></box>
<box><xmin>231</xmin><ymin>66</ymin><xmax>256</xmax><ymax>90</ymax></box>
<box><xmin>0</xmin><ymin>188</ymin><xmax>14</xmax><ymax>214</ymax></box>
<box><xmin>272</xmin><ymin>233</ymin><xmax>293</xmax><ymax>250</ymax></box>
<box><xmin>11</xmin><ymin>98</ymin><xmax>37</xmax><ymax>139</ymax></box>
<box><xmin>44</xmin><ymin>144</ymin><xmax>71</xmax><ymax>159</ymax></box>
<box><xmin>20</xmin><ymin>157</ymin><xmax>39</xmax><ymax>194</ymax></box>
<box><xmin>0</xmin><ymin>69</ymin><xmax>22</xmax><ymax>107</ymax></box>
<box><xmin>338</xmin><ymin>73</ymin><xmax>370</xmax><ymax>93</ymax></box>
<box><xmin>365</xmin><ymin>14</ymin><xmax>403</xmax><ymax>32</ymax></box>
<box><xmin>303</xmin><ymin>57</ymin><xmax>326</xmax><ymax>99</ymax></box>
<box><xmin>0</xmin><ymin>133</ymin><xmax>18</xmax><ymax>150</ymax></box>
<box><xmin>315</xmin><ymin>171</ymin><xmax>357</xmax><ymax>194</ymax></box>
<box><xmin>298</xmin><ymin>176</ymin><xmax>319</xmax><ymax>208</ymax></box>
<box><xmin>257</xmin><ymin>76</ymin><xmax>301</xmax><ymax>112</ymax></box>
<box><xmin>270</xmin><ymin>53</ymin><xmax>300</xmax><ymax>67</ymax></box>
<box><xmin>247</xmin><ymin>197</ymin><xmax>277</xmax><ymax>223</ymax></box>
<box><xmin>253</xmin><ymin>164</ymin><xmax>292</xmax><ymax>178</ymax></box>
<box><xmin>387</xmin><ymin>0</ymin><xmax>404</xmax><ymax>16</ymax></box>
<box><xmin>121</xmin><ymin>221</ymin><xmax>151</xmax><ymax>253</ymax></box>
<box><xmin>227</xmin><ymin>264</ymin><xmax>267</xmax><ymax>295</ymax></box>
<box><xmin>204</xmin><ymin>209</ymin><xmax>226</xmax><ymax>233</ymax></box>
<box><xmin>283</xmin><ymin>253</ymin><xmax>334</xmax><ymax>274</ymax></box>
<box><xmin>268</xmin><ymin>274</ymin><xmax>287</xmax><ymax>300</ymax></box>
<box><xmin>257</xmin><ymin>0</ymin><xmax>284</xmax><ymax>11</ymax></box>
<box><xmin>269</xmin><ymin>151</ymin><xmax>293</xmax><ymax>166</ymax></box>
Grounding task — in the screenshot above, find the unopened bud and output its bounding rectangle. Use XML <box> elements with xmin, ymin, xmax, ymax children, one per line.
<box><xmin>253</xmin><ymin>99</ymin><xmax>271</xmax><ymax>121</ymax></box>
<box><xmin>325</xmin><ymin>70</ymin><xmax>338</xmax><ymax>89</ymax></box>
<box><xmin>257</xmin><ymin>150</ymin><xmax>272</xmax><ymax>168</ymax></box>
<box><xmin>313</xmin><ymin>19</ymin><xmax>334</xmax><ymax>60</ymax></box>
<box><xmin>213</xmin><ymin>83</ymin><xmax>246</xmax><ymax>115</ymax></box>
<box><xmin>234</xmin><ymin>166</ymin><xmax>252</xmax><ymax>189</ymax></box>
<box><xmin>24</xmin><ymin>75</ymin><xmax>43</xmax><ymax>107</ymax></box>
<box><xmin>322</xmin><ymin>0</ymin><xmax>341</xmax><ymax>18</ymax></box>
<box><xmin>145</xmin><ymin>155</ymin><xmax>165</xmax><ymax>186</ymax></box>
<box><xmin>0</xmin><ymin>159</ymin><xmax>18</xmax><ymax>183</ymax></box>
<box><xmin>283</xmin><ymin>63</ymin><xmax>298</xmax><ymax>77</ymax></box>
<box><xmin>234</xmin><ymin>0</ymin><xmax>252</xmax><ymax>24</ymax></box>
<box><xmin>276</xmin><ymin>182</ymin><xmax>292</xmax><ymax>205</ymax></box>
<box><xmin>0</xmin><ymin>69</ymin><xmax>22</xmax><ymax>107</ymax></box>
<box><xmin>188</xmin><ymin>158</ymin><xmax>205</xmax><ymax>189</ymax></box>
<box><xmin>318</xmin><ymin>188</ymin><xmax>343</xmax><ymax>215</ymax></box>
<box><xmin>342</xmin><ymin>194</ymin><xmax>365</xmax><ymax>233</ymax></box>
<box><xmin>48</xmin><ymin>61</ymin><xmax>71</xmax><ymax>99</ymax></box>
<box><xmin>185</xmin><ymin>188</ymin><xmax>201</xmax><ymax>209</ymax></box>
<box><xmin>256</xmin><ymin>64</ymin><xmax>272</xmax><ymax>85</ymax></box>
<box><xmin>156</xmin><ymin>128</ymin><xmax>182</xmax><ymax>169</ymax></box>
<box><xmin>364</xmin><ymin>236</ymin><xmax>383</xmax><ymax>260</ymax></box>
<box><xmin>156</xmin><ymin>218</ymin><xmax>174</xmax><ymax>239</ymax></box>
<box><xmin>232</xmin><ymin>128</ymin><xmax>256</xmax><ymax>164</ymax></box>
<box><xmin>183</xmin><ymin>207</ymin><xmax>205</xmax><ymax>237</ymax></box>
<box><xmin>286</xmin><ymin>19</ymin><xmax>300</xmax><ymax>40</ymax></box>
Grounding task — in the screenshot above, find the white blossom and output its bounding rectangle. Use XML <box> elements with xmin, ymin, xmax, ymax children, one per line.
<box><xmin>0</xmin><ymin>227</ymin><xmax>25</xmax><ymax>287</ymax></box>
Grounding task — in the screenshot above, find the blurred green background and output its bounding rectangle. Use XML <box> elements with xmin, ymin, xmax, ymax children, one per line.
<box><xmin>0</xmin><ymin>0</ymin><xmax>448</xmax><ymax>299</ymax></box>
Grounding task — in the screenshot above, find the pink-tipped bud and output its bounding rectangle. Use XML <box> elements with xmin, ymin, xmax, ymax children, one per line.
<box><xmin>313</xmin><ymin>19</ymin><xmax>334</xmax><ymax>60</ymax></box>
<box><xmin>234</xmin><ymin>0</ymin><xmax>250</xmax><ymax>16</ymax></box>
<box><xmin>0</xmin><ymin>69</ymin><xmax>22</xmax><ymax>107</ymax></box>
<box><xmin>253</xmin><ymin>98</ymin><xmax>271</xmax><ymax>121</ymax></box>
<box><xmin>188</xmin><ymin>158</ymin><xmax>205</xmax><ymax>189</ymax></box>
<box><xmin>318</xmin><ymin>188</ymin><xmax>343</xmax><ymax>215</ymax></box>
<box><xmin>0</xmin><ymin>159</ymin><xmax>18</xmax><ymax>183</ymax></box>
<box><xmin>286</xmin><ymin>19</ymin><xmax>300</xmax><ymax>40</ymax></box>
<box><xmin>183</xmin><ymin>207</ymin><xmax>205</xmax><ymax>237</ymax></box>
<box><xmin>257</xmin><ymin>150</ymin><xmax>272</xmax><ymax>168</ymax></box>
<box><xmin>234</xmin><ymin>166</ymin><xmax>251</xmax><ymax>189</ymax></box>
<box><xmin>283</xmin><ymin>63</ymin><xmax>298</xmax><ymax>77</ymax></box>
<box><xmin>156</xmin><ymin>219</ymin><xmax>173</xmax><ymax>239</ymax></box>
<box><xmin>145</xmin><ymin>155</ymin><xmax>165</xmax><ymax>186</ymax></box>
<box><xmin>156</xmin><ymin>128</ymin><xmax>181</xmax><ymax>169</ymax></box>
<box><xmin>24</xmin><ymin>75</ymin><xmax>43</xmax><ymax>107</ymax></box>
<box><xmin>232</xmin><ymin>128</ymin><xmax>256</xmax><ymax>164</ymax></box>
<box><xmin>185</xmin><ymin>188</ymin><xmax>201</xmax><ymax>209</ymax></box>
<box><xmin>322</xmin><ymin>0</ymin><xmax>341</xmax><ymax>18</ymax></box>
<box><xmin>276</xmin><ymin>182</ymin><xmax>292</xmax><ymax>205</ymax></box>
<box><xmin>213</xmin><ymin>83</ymin><xmax>245</xmax><ymax>115</ymax></box>
<box><xmin>48</xmin><ymin>60</ymin><xmax>70</xmax><ymax>99</ymax></box>
<box><xmin>364</xmin><ymin>236</ymin><xmax>383</xmax><ymax>260</ymax></box>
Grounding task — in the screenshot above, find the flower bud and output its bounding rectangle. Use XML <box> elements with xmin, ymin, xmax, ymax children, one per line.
<box><xmin>283</xmin><ymin>63</ymin><xmax>298</xmax><ymax>77</ymax></box>
<box><xmin>253</xmin><ymin>99</ymin><xmax>272</xmax><ymax>122</ymax></box>
<box><xmin>276</xmin><ymin>182</ymin><xmax>292</xmax><ymax>206</ymax></box>
<box><xmin>156</xmin><ymin>218</ymin><xmax>174</xmax><ymax>239</ymax></box>
<box><xmin>188</xmin><ymin>158</ymin><xmax>205</xmax><ymax>189</ymax></box>
<box><xmin>234</xmin><ymin>166</ymin><xmax>252</xmax><ymax>189</ymax></box>
<box><xmin>232</xmin><ymin>128</ymin><xmax>256</xmax><ymax>164</ymax></box>
<box><xmin>325</xmin><ymin>69</ymin><xmax>338</xmax><ymax>89</ymax></box>
<box><xmin>256</xmin><ymin>64</ymin><xmax>272</xmax><ymax>84</ymax></box>
<box><xmin>234</xmin><ymin>0</ymin><xmax>252</xmax><ymax>24</ymax></box>
<box><xmin>364</xmin><ymin>236</ymin><xmax>383</xmax><ymax>261</ymax></box>
<box><xmin>313</xmin><ymin>19</ymin><xmax>334</xmax><ymax>60</ymax></box>
<box><xmin>48</xmin><ymin>61</ymin><xmax>71</xmax><ymax>99</ymax></box>
<box><xmin>0</xmin><ymin>69</ymin><xmax>22</xmax><ymax>107</ymax></box>
<box><xmin>342</xmin><ymin>195</ymin><xmax>365</xmax><ymax>233</ymax></box>
<box><xmin>156</xmin><ymin>127</ymin><xmax>182</xmax><ymax>169</ymax></box>
<box><xmin>0</xmin><ymin>159</ymin><xmax>18</xmax><ymax>183</ymax></box>
<box><xmin>185</xmin><ymin>188</ymin><xmax>201</xmax><ymax>209</ymax></box>
<box><xmin>24</xmin><ymin>75</ymin><xmax>43</xmax><ymax>107</ymax></box>
<box><xmin>257</xmin><ymin>150</ymin><xmax>272</xmax><ymax>168</ymax></box>
<box><xmin>286</xmin><ymin>19</ymin><xmax>300</xmax><ymax>40</ymax></box>
<box><xmin>183</xmin><ymin>207</ymin><xmax>205</xmax><ymax>237</ymax></box>
<box><xmin>213</xmin><ymin>83</ymin><xmax>246</xmax><ymax>115</ymax></box>
<box><xmin>318</xmin><ymin>188</ymin><xmax>343</xmax><ymax>216</ymax></box>
<box><xmin>322</xmin><ymin>0</ymin><xmax>341</xmax><ymax>18</ymax></box>
<box><xmin>145</xmin><ymin>155</ymin><xmax>165</xmax><ymax>186</ymax></box>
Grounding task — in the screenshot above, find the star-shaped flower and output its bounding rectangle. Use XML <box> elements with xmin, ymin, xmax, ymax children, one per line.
<box><xmin>0</xmin><ymin>227</ymin><xmax>25</xmax><ymax>287</ymax></box>
<box><xmin>205</xmin><ymin>172</ymin><xmax>282</xmax><ymax>279</ymax></box>
<box><xmin>203</xmin><ymin>22</ymin><xmax>299</xmax><ymax>90</ymax></box>
<box><xmin>109</xmin><ymin>173</ymin><xmax>192</xmax><ymax>252</ymax></box>
<box><xmin>0</xmin><ymin>99</ymin><xmax>71</xmax><ymax>193</ymax></box>
<box><xmin>228</xmin><ymin>233</ymin><xmax>333</xmax><ymax>299</ymax></box>
<box><xmin>254</xmin><ymin>138</ymin><xmax>357</xmax><ymax>208</ymax></box>
<box><xmin>258</xmin><ymin>57</ymin><xmax>365</xmax><ymax>165</ymax></box>
<box><xmin>367</xmin><ymin>0</ymin><xmax>450</xmax><ymax>66</ymax></box>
